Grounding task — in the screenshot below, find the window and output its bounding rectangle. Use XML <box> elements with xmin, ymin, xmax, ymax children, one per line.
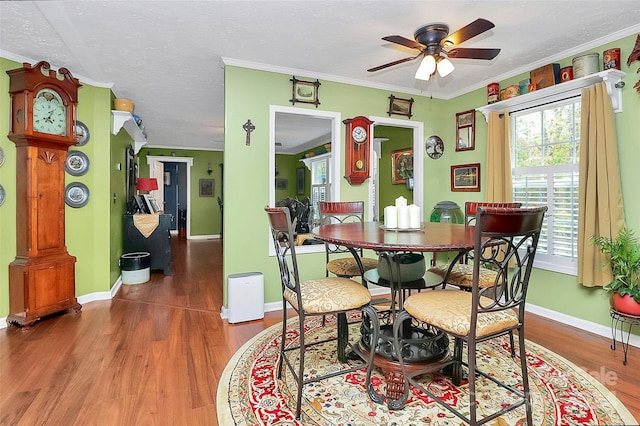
<box><xmin>309</xmin><ymin>154</ymin><xmax>330</xmax><ymax>223</ymax></box>
<box><xmin>512</xmin><ymin>99</ymin><xmax>580</xmax><ymax>274</ymax></box>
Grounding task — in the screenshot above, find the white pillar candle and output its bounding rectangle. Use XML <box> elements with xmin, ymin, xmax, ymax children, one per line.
<box><xmin>384</xmin><ymin>206</ymin><xmax>398</xmax><ymax>228</ymax></box>
<box><xmin>395</xmin><ymin>196</ymin><xmax>407</xmax><ymax>208</ymax></box>
<box><xmin>408</xmin><ymin>204</ymin><xmax>421</xmax><ymax>229</ymax></box>
<box><xmin>397</xmin><ymin>205</ymin><xmax>410</xmax><ymax>229</ymax></box>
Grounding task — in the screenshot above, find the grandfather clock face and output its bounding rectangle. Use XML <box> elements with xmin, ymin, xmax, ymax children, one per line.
<box><xmin>344</xmin><ymin>116</ymin><xmax>374</xmax><ymax>185</ymax></box>
<box><xmin>33</xmin><ymin>88</ymin><xmax>68</xmax><ymax>136</ymax></box>
<box><xmin>6</xmin><ymin>61</ymin><xmax>80</xmax><ymax>145</ymax></box>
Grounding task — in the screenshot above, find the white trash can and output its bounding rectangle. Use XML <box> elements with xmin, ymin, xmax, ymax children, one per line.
<box><xmin>121</xmin><ymin>252</ymin><xmax>151</xmax><ymax>284</ymax></box>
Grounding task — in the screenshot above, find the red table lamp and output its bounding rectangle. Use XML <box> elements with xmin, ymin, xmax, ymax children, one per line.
<box><xmin>137</xmin><ymin>177</ymin><xmax>158</xmax><ymax>193</ymax></box>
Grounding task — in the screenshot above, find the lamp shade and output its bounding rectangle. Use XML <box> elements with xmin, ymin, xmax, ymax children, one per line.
<box><xmin>437</xmin><ymin>58</ymin><xmax>455</xmax><ymax>77</ymax></box>
<box><xmin>415</xmin><ymin>55</ymin><xmax>436</xmax><ymax>81</ymax></box>
<box><xmin>137</xmin><ymin>177</ymin><xmax>158</xmax><ymax>191</ymax></box>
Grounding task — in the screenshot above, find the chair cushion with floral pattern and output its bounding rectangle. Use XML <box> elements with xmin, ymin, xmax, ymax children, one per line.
<box><xmin>283</xmin><ymin>277</ymin><xmax>371</xmax><ymax>314</ymax></box>
<box><xmin>403</xmin><ymin>290</ymin><xmax>519</xmax><ymax>337</ymax></box>
<box><xmin>428</xmin><ymin>263</ymin><xmax>498</xmax><ymax>288</ymax></box>
<box><xmin>326</xmin><ymin>257</ymin><xmax>378</xmax><ymax>277</ymax></box>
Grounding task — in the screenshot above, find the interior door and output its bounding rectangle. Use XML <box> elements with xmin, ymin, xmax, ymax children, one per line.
<box><xmin>151</xmin><ymin>160</ymin><xmax>165</xmax><ymax>209</ymax></box>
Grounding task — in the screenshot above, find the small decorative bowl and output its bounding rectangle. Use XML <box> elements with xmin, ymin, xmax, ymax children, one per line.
<box><xmin>114</xmin><ymin>98</ymin><xmax>134</xmax><ymax>113</ymax></box>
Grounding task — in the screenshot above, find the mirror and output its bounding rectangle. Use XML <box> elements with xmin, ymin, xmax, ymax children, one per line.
<box><xmin>269</xmin><ymin>106</ymin><xmax>341</xmax><ymax>252</ymax></box>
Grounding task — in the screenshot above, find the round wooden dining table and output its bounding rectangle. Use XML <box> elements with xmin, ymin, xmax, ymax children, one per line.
<box><xmin>312</xmin><ymin>221</ymin><xmax>477</xmax><ymax>403</ymax></box>
<box><xmin>312</xmin><ymin>221</ymin><xmax>476</xmax><ymax>253</ymax></box>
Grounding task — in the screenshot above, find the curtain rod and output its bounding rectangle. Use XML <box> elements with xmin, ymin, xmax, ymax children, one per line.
<box><xmin>498</xmin><ymin>94</ymin><xmax>581</xmax><ymax>118</ymax></box>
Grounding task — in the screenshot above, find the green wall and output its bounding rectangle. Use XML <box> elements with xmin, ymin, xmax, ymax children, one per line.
<box><xmin>0</xmin><ymin>57</ymin><xmax>116</xmax><ymax>318</ymax></box>
<box><xmin>109</xmin><ymin>122</ymin><xmax>133</xmax><ymax>286</ymax></box>
<box><xmin>275</xmin><ymin>153</ymin><xmax>301</xmax><ymax>200</ymax></box>
<box><xmin>137</xmin><ymin>147</ymin><xmax>224</xmax><ymax>236</ymax></box>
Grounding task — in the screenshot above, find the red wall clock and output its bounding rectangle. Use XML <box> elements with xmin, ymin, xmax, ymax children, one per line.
<box><xmin>343</xmin><ymin>116</ymin><xmax>373</xmax><ymax>185</ymax></box>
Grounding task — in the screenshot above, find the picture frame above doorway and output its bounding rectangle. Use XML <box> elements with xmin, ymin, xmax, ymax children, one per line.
<box><xmin>289</xmin><ymin>76</ymin><xmax>321</xmax><ymax>107</ymax></box>
<box><xmin>387</xmin><ymin>95</ymin><xmax>414</xmax><ymax>118</ymax></box>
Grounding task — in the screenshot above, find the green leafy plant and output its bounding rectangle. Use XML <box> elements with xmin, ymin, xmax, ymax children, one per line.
<box><xmin>592</xmin><ymin>227</ymin><xmax>640</xmax><ymax>303</ymax></box>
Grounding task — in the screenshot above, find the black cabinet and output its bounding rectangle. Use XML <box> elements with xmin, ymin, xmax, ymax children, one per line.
<box><xmin>123</xmin><ymin>214</ymin><xmax>173</xmax><ymax>275</ymax></box>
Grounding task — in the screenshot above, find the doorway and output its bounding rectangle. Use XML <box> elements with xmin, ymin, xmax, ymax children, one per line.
<box><xmin>146</xmin><ymin>155</ymin><xmax>193</xmax><ymax>237</ymax></box>
<box><xmin>368</xmin><ymin>116</ymin><xmax>424</xmax><ymax>221</ymax></box>
<box><xmin>162</xmin><ymin>162</ymin><xmax>188</xmax><ymax>231</ymax></box>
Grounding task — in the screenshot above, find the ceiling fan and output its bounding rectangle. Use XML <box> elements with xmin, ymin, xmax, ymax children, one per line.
<box><xmin>368</xmin><ymin>18</ymin><xmax>500</xmax><ymax>80</ymax></box>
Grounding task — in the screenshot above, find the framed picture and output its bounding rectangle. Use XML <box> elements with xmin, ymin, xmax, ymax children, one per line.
<box><xmin>296</xmin><ymin>167</ymin><xmax>305</xmax><ymax>195</ymax></box>
<box><xmin>387</xmin><ymin>95</ymin><xmax>414</xmax><ymax>118</ymax></box>
<box><xmin>135</xmin><ymin>194</ymin><xmax>150</xmax><ymax>214</ymax></box>
<box><xmin>391</xmin><ymin>148</ymin><xmax>413</xmax><ymax>184</ymax></box>
<box><xmin>275</xmin><ymin>178</ymin><xmax>288</xmax><ymax>190</ymax></box>
<box><xmin>199</xmin><ymin>178</ymin><xmax>215</xmax><ymax>197</ymax></box>
<box><xmin>290</xmin><ymin>76</ymin><xmax>321</xmax><ymax>107</ymax></box>
<box><xmin>456</xmin><ymin>109</ymin><xmax>476</xmax><ymax>151</ymax></box>
<box><xmin>125</xmin><ymin>146</ymin><xmax>137</xmax><ymax>203</ymax></box>
<box><xmin>451</xmin><ymin>163</ymin><xmax>481</xmax><ymax>192</ymax></box>
<box><xmin>143</xmin><ymin>194</ymin><xmax>159</xmax><ymax>213</ymax></box>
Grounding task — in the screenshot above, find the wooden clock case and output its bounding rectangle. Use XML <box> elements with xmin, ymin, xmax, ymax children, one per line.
<box><xmin>6</xmin><ymin>61</ymin><xmax>82</xmax><ymax>328</ymax></box>
<box><xmin>343</xmin><ymin>116</ymin><xmax>374</xmax><ymax>185</ymax></box>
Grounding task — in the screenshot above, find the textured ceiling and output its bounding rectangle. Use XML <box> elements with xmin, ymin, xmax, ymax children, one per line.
<box><xmin>1</xmin><ymin>1</ymin><xmax>639</xmax><ymax>152</ymax></box>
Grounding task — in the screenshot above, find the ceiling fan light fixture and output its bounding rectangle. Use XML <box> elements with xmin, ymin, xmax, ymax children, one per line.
<box><xmin>437</xmin><ymin>57</ymin><xmax>455</xmax><ymax>77</ymax></box>
<box><xmin>415</xmin><ymin>54</ymin><xmax>436</xmax><ymax>80</ymax></box>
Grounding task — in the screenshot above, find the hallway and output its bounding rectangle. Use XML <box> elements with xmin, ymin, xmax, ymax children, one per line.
<box><xmin>0</xmin><ymin>239</ymin><xmax>279</xmax><ymax>425</ymax></box>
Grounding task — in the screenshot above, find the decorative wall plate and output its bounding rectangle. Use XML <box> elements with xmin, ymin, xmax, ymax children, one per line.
<box><xmin>74</xmin><ymin>120</ymin><xmax>90</xmax><ymax>146</ymax></box>
<box><xmin>425</xmin><ymin>135</ymin><xmax>444</xmax><ymax>159</ymax></box>
<box><xmin>0</xmin><ymin>146</ymin><xmax>5</xmax><ymax>167</ymax></box>
<box><xmin>0</xmin><ymin>184</ymin><xmax>5</xmax><ymax>206</ymax></box>
<box><xmin>64</xmin><ymin>182</ymin><xmax>90</xmax><ymax>208</ymax></box>
<box><xmin>65</xmin><ymin>150</ymin><xmax>90</xmax><ymax>176</ymax></box>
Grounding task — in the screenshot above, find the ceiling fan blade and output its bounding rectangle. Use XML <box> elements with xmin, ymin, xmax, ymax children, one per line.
<box><xmin>447</xmin><ymin>47</ymin><xmax>501</xmax><ymax>60</ymax></box>
<box><xmin>442</xmin><ymin>18</ymin><xmax>495</xmax><ymax>47</ymax></box>
<box><xmin>382</xmin><ymin>35</ymin><xmax>425</xmax><ymax>50</ymax></box>
<box><xmin>367</xmin><ymin>54</ymin><xmax>421</xmax><ymax>72</ymax></box>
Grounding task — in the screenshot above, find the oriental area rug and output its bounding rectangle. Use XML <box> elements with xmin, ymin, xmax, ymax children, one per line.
<box><xmin>217</xmin><ymin>314</ymin><xmax>636</xmax><ymax>425</ymax></box>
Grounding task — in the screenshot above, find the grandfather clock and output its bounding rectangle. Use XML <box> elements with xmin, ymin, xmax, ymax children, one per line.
<box><xmin>6</xmin><ymin>61</ymin><xmax>82</xmax><ymax>328</ymax></box>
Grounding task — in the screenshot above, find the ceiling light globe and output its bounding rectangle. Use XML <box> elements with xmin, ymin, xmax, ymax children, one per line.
<box><xmin>437</xmin><ymin>58</ymin><xmax>455</xmax><ymax>77</ymax></box>
<box><xmin>415</xmin><ymin>55</ymin><xmax>436</xmax><ymax>80</ymax></box>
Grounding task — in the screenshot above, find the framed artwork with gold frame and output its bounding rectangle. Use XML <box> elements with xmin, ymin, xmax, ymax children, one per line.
<box><xmin>451</xmin><ymin>163</ymin><xmax>481</xmax><ymax>192</ymax></box>
<box><xmin>391</xmin><ymin>148</ymin><xmax>413</xmax><ymax>184</ymax></box>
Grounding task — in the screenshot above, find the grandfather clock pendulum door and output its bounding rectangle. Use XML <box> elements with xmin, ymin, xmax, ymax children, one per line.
<box><xmin>6</xmin><ymin>61</ymin><xmax>82</xmax><ymax>328</ymax></box>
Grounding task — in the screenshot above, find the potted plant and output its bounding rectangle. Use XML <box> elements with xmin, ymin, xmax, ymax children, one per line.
<box><xmin>592</xmin><ymin>227</ymin><xmax>640</xmax><ymax>316</ymax></box>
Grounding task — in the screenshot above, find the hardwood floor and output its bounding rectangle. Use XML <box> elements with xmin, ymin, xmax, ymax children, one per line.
<box><xmin>1</xmin><ymin>238</ymin><xmax>638</xmax><ymax>425</ymax></box>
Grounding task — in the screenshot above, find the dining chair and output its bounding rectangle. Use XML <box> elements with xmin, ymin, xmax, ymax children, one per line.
<box><xmin>428</xmin><ymin>201</ymin><xmax>522</xmax><ymax>355</ymax></box>
<box><xmin>318</xmin><ymin>201</ymin><xmax>378</xmax><ymax>281</ymax></box>
<box><xmin>388</xmin><ymin>206</ymin><xmax>546</xmax><ymax>425</ymax></box>
<box><xmin>264</xmin><ymin>206</ymin><xmax>379</xmax><ymax>420</ymax></box>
